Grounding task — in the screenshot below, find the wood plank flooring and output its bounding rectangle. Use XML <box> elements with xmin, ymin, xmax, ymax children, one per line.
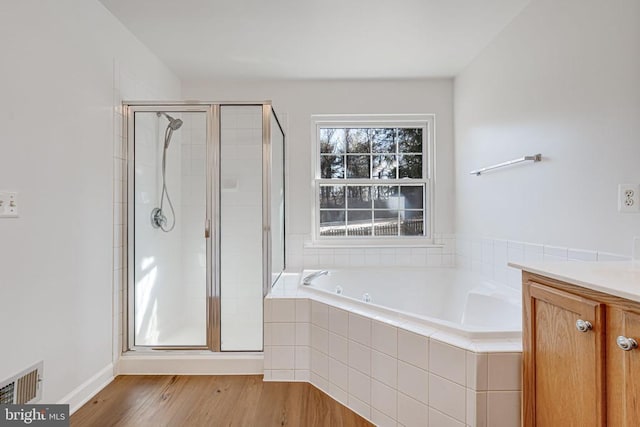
<box><xmin>71</xmin><ymin>375</ymin><xmax>373</xmax><ymax>427</ymax></box>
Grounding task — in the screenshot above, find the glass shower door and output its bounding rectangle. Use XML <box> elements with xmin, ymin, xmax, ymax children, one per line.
<box><xmin>130</xmin><ymin>108</ymin><xmax>210</xmax><ymax>348</ymax></box>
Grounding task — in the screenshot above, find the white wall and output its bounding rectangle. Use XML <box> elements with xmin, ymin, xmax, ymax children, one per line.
<box><xmin>0</xmin><ymin>0</ymin><xmax>180</xmax><ymax>404</ymax></box>
<box><xmin>183</xmin><ymin>79</ymin><xmax>455</xmax><ymax>268</ymax></box>
<box><xmin>454</xmin><ymin>0</ymin><xmax>640</xmax><ymax>255</ymax></box>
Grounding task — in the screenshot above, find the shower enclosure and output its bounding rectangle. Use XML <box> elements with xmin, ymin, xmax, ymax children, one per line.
<box><xmin>123</xmin><ymin>102</ymin><xmax>285</xmax><ymax>352</ymax></box>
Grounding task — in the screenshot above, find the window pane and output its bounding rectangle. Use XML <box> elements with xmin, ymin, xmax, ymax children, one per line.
<box><xmin>347</xmin><ymin>186</ymin><xmax>371</xmax><ymax>208</ymax></box>
<box><xmin>400</xmin><ymin>186</ymin><xmax>424</xmax><ymax>209</ymax></box>
<box><xmin>398</xmin><ymin>128</ymin><xmax>423</xmax><ymax>153</ymax></box>
<box><xmin>320</xmin><ymin>210</ymin><xmax>346</xmax><ymax>236</ymax></box>
<box><xmin>372</xmin><ymin>155</ymin><xmax>397</xmax><ymax>180</ymax></box>
<box><xmin>347</xmin><ymin>210</ymin><xmax>372</xmax><ymax>236</ymax></box>
<box><xmin>320</xmin><ymin>128</ymin><xmax>345</xmax><ymax>154</ymax></box>
<box><xmin>374</xmin><ymin>211</ymin><xmax>398</xmax><ymax>236</ymax></box>
<box><xmin>346</xmin><ymin>155</ymin><xmax>370</xmax><ymax>178</ymax></box>
<box><xmin>320</xmin><ymin>155</ymin><xmax>344</xmax><ymax>179</ymax></box>
<box><xmin>346</xmin><ymin>129</ymin><xmax>371</xmax><ymax>153</ymax></box>
<box><xmin>398</xmin><ymin>155</ymin><xmax>422</xmax><ymax>178</ymax></box>
<box><xmin>373</xmin><ymin>185</ymin><xmax>399</xmax><ymax>209</ymax></box>
<box><xmin>319</xmin><ymin>185</ymin><xmax>345</xmax><ymax>208</ymax></box>
<box><xmin>371</xmin><ymin>129</ymin><xmax>396</xmax><ymax>153</ymax></box>
<box><xmin>401</xmin><ymin>211</ymin><xmax>424</xmax><ymax>236</ymax></box>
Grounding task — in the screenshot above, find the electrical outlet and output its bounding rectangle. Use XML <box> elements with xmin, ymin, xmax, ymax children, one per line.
<box><xmin>618</xmin><ymin>184</ymin><xmax>640</xmax><ymax>213</ymax></box>
<box><xmin>0</xmin><ymin>192</ymin><xmax>18</xmax><ymax>218</ymax></box>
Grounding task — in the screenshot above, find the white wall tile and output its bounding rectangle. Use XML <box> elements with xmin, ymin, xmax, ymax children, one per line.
<box><xmin>349</xmin><ymin>313</ymin><xmax>372</xmax><ymax>346</ymax></box>
<box><xmin>295</xmin><ymin>323</ymin><xmax>310</xmax><ymax>346</ymax></box>
<box><xmin>271</xmin><ymin>346</ymin><xmax>295</xmax><ymax>370</ymax></box>
<box><xmin>311</xmin><ymin>300</ymin><xmax>329</xmax><ymax>329</ymax></box>
<box><xmin>295</xmin><ymin>299</ymin><xmax>310</xmax><ymax>322</ymax></box>
<box><xmin>271</xmin><ymin>299</ymin><xmax>296</xmax><ymax>322</ymax></box>
<box><xmin>295</xmin><ymin>346</ymin><xmax>310</xmax><ymax>370</ymax></box>
<box><xmin>488</xmin><ymin>353</ymin><xmax>521</xmax><ymax>391</ymax></box>
<box><xmin>295</xmin><ymin>369</ymin><xmax>310</xmax><ymax>382</ymax></box>
<box><xmin>348</xmin><ymin>395</ymin><xmax>371</xmax><ymax>421</ymax></box>
<box><xmin>329</xmin><ymin>382</ymin><xmax>349</xmax><ymax>406</ymax></box>
<box><xmin>311</xmin><ymin>324</ymin><xmax>329</xmax><ymax>354</ymax></box>
<box><xmin>311</xmin><ymin>348</ymin><xmax>329</xmax><ymax>379</ymax></box>
<box><xmin>568</xmin><ymin>248</ymin><xmax>598</xmax><ymax>262</ymax></box>
<box><xmin>372</xmin><ymin>350</ymin><xmax>398</xmax><ymax>388</ymax></box>
<box><xmin>466</xmin><ymin>390</ymin><xmax>487</xmax><ymax>427</ymax></box>
<box><xmin>329</xmin><ymin>357</ymin><xmax>349</xmax><ymax>391</ymax></box>
<box><xmin>371</xmin><ymin>379</ymin><xmax>397</xmax><ymax>419</ymax></box>
<box><xmin>430</xmin><ymin>340</ymin><xmax>466</xmax><ymax>386</ymax></box>
<box><xmin>263</xmin><ymin>323</ymin><xmax>272</xmax><ymax>346</ymax></box>
<box><xmin>311</xmin><ymin>372</ymin><xmax>329</xmax><ymax>393</ymax></box>
<box><xmin>349</xmin><ymin>340</ymin><xmax>372</xmax><ymax>375</ymax></box>
<box><xmin>271</xmin><ymin>370</ymin><xmax>295</xmax><ymax>381</ymax></box>
<box><xmin>398</xmin><ymin>329</ymin><xmax>428</xmax><ymax>370</ymax></box>
<box><xmin>348</xmin><ymin>367</ymin><xmax>371</xmax><ymax>404</ymax></box>
<box><xmin>328</xmin><ymin>332</ymin><xmax>348</xmax><ymax>361</ymax></box>
<box><xmin>428</xmin><ymin>374</ymin><xmax>466</xmax><ymax>423</ymax></box>
<box><xmin>372</xmin><ymin>320</ymin><xmax>398</xmax><ymax>357</ymax></box>
<box><xmin>466</xmin><ymin>351</ymin><xmax>488</xmax><ymax>391</ymax></box>
<box><xmin>397</xmin><ymin>361</ymin><xmax>428</xmax><ymax>404</ymax></box>
<box><xmin>264</xmin><ymin>299</ymin><xmax>273</xmax><ymax>323</ymax></box>
<box><xmin>507</xmin><ymin>241</ymin><xmax>524</xmax><ymax>262</ymax></box>
<box><xmin>543</xmin><ymin>245</ymin><xmax>568</xmax><ymax>260</ymax></box>
<box><xmin>397</xmin><ymin>392</ymin><xmax>428</xmax><ymax>427</ymax></box>
<box><xmin>524</xmin><ymin>243</ymin><xmax>544</xmax><ymax>262</ymax></box>
<box><xmin>264</xmin><ymin>345</ymin><xmax>272</xmax><ymax>369</ymax></box>
<box><xmin>428</xmin><ymin>408</ymin><xmax>465</xmax><ymax>427</ymax></box>
<box><xmin>271</xmin><ymin>323</ymin><xmax>295</xmax><ymax>346</ymax></box>
<box><xmin>371</xmin><ymin>409</ymin><xmax>396</xmax><ymax>427</ymax></box>
<box><xmin>486</xmin><ymin>391</ymin><xmax>521</xmax><ymax>427</ymax></box>
<box><xmin>329</xmin><ymin>306</ymin><xmax>349</xmax><ymax>337</ymax></box>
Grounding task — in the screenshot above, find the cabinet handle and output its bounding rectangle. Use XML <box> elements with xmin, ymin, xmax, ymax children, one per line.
<box><xmin>616</xmin><ymin>336</ymin><xmax>638</xmax><ymax>351</ymax></box>
<box><xmin>576</xmin><ymin>319</ymin><xmax>593</xmax><ymax>332</ymax></box>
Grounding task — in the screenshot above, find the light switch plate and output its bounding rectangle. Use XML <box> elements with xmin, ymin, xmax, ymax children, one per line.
<box><xmin>0</xmin><ymin>191</ymin><xmax>19</xmax><ymax>218</ymax></box>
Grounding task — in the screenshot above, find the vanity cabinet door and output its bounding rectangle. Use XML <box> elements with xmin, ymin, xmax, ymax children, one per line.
<box><xmin>607</xmin><ymin>307</ymin><xmax>640</xmax><ymax>426</ymax></box>
<box><xmin>523</xmin><ymin>281</ymin><xmax>606</xmax><ymax>427</ymax></box>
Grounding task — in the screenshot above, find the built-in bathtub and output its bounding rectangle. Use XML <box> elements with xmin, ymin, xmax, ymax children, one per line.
<box><xmin>264</xmin><ymin>268</ymin><xmax>523</xmax><ymax>427</ymax></box>
<box><xmin>302</xmin><ymin>268</ymin><xmax>522</xmax><ymax>339</ymax></box>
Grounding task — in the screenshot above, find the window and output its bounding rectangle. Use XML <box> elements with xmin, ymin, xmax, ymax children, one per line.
<box><xmin>312</xmin><ymin>115</ymin><xmax>434</xmax><ymax>242</ymax></box>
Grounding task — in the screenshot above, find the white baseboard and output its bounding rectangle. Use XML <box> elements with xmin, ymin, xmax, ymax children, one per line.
<box><xmin>117</xmin><ymin>353</ymin><xmax>263</xmax><ymax>375</ymax></box>
<box><xmin>58</xmin><ymin>363</ymin><xmax>115</xmax><ymax>415</ymax></box>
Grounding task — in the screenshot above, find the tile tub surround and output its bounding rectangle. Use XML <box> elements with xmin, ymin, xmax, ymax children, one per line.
<box><xmin>264</xmin><ymin>275</ymin><xmax>522</xmax><ymax>427</ymax></box>
<box><xmin>286</xmin><ymin>233</ymin><xmax>457</xmax><ymax>272</ymax></box>
<box><xmin>454</xmin><ymin>235</ymin><xmax>631</xmax><ymax>291</ymax></box>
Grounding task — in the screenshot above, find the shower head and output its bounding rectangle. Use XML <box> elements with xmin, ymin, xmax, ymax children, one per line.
<box><xmin>158</xmin><ymin>112</ymin><xmax>183</xmax><ymax>131</ymax></box>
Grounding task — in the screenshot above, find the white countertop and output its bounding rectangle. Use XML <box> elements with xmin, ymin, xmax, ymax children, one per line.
<box><xmin>509</xmin><ymin>260</ymin><xmax>640</xmax><ymax>303</ymax></box>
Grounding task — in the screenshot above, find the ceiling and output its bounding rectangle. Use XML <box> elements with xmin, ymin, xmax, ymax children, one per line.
<box><xmin>100</xmin><ymin>0</ymin><xmax>530</xmax><ymax>81</ymax></box>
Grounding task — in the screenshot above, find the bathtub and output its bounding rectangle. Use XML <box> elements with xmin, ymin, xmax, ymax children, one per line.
<box><xmin>264</xmin><ymin>269</ymin><xmax>523</xmax><ymax>426</ymax></box>
<box><xmin>299</xmin><ymin>267</ymin><xmax>522</xmax><ymax>339</ymax></box>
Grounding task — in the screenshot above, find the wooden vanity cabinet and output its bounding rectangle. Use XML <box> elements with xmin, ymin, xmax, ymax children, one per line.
<box><xmin>523</xmin><ymin>272</ymin><xmax>640</xmax><ymax>427</ymax></box>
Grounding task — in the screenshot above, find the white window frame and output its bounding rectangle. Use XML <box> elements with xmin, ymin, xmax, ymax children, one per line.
<box><xmin>310</xmin><ymin>114</ymin><xmax>435</xmax><ymax>246</ymax></box>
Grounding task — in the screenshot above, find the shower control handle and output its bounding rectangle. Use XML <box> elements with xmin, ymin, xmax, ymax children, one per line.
<box><xmin>205</xmin><ymin>219</ymin><xmax>211</xmax><ymax>239</ymax></box>
<box><xmin>617</xmin><ymin>336</ymin><xmax>638</xmax><ymax>351</ymax></box>
<box><xmin>575</xmin><ymin>319</ymin><xmax>592</xmax><ymax>333</ymax></box>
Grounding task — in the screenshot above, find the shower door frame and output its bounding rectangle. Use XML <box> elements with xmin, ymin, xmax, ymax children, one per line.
<box><xmin>123</xmin><ymin>101</ymin><xmax>281</xmax><ymax>353</ymax></box>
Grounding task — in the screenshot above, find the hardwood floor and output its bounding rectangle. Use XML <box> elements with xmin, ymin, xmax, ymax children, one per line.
<box><xmin>71</xmin><ymin>375</ymin><xmax>373</xmax><ymax>427</ymax></box>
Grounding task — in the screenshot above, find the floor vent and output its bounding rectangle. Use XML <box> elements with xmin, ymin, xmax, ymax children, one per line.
<box><xmin>0</xmin><ymin>361</ymin><xmax>43</xmax><ymax>404</ymax></box>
